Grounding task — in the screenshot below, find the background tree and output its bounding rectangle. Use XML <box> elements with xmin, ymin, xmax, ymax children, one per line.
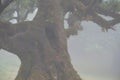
<box><xmin>0</xmin><ymin>0</ymin><xmax>120</xmax><ymax>80</ymax></box>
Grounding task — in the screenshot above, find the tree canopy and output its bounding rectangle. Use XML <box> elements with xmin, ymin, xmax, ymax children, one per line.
<box><xmin>0</xmin><ymin>0</ymin><xmax>120</xmax><ymax>37</ymax></box>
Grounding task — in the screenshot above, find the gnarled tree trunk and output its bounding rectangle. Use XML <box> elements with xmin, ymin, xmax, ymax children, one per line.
<box><xmin>1</xmin><ymin>0</ymin><xmax>81</xmax><ymax>80</ymax></box>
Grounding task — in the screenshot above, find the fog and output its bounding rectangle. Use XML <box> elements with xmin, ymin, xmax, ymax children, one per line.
<box><xmin>68</xmin><ymin>21</ymin><xmax>120</xmax><ymax>80</ymax></box>
<box><xmin>0</xmin><ymin>21</ymin><xmax>120</xmax><ymax>80</ymax></box>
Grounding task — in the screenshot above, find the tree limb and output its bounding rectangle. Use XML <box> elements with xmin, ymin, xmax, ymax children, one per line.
<box><xmin>96</xmin><ymin>6</ymin><xmax>120</xmax><ymax>18</ymax></box>
<box><xmin>91</xmin><ymin>12</ymin><xmax>119</xmax><ymax>31</ymax></box>
<box><xmin>0</xmin><ymin>0</ymin><xmax>14</xmax><ymax>14</ymax></box>
<box><xmin>66</xmin><ymin>0</ymin><xmax>120</xmax><ymax>33</ymax></box>
<box><xmin>110</xmin><ymin>17</ymin><xmax>120</xmax><ymax>26</ymax></box>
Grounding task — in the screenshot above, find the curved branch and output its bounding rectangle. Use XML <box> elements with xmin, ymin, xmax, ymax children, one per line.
<box><xmin>0</xmin><ymin>21</ymin><xmax>28</xmax><ymax>56</ymax></box>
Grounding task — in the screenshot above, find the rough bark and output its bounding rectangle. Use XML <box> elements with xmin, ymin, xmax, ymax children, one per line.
<box><xmin>0</xmin><ymin>0</ymin><xmax>81</xmax><ymax>80</ymax></box>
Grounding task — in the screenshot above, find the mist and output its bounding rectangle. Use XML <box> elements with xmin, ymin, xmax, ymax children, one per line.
<box><xmin>68</xmin><ymin>21</ymin><xmax>120</xmax><ymax>80</ymax></box>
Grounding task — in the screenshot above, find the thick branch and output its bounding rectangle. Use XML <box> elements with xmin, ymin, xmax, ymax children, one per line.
<box><xmin>72</xmin><ymin>0</ymin><xmax>87</xmax><ymax>11</ymax></box>
<box><xmin>0</xmin><ymin>21</ymin><xmax>28</xmax><ymax>56</ymax></box>
<box><xmin>91</xmin><ymin>12</ymin><xmax>117</xmax><ymax>31</ymax></box>
<box><xmin>96</xmin><ymin>6</ymin><xmax>120</xmax><ymax>18</ymax></box>
<box><xmin>67</xmin><ymin>0</ymin><xmax>120</xmax><ymax>32</ymax></box>
<box><xmin>83</xmin><ymin>0</ymin><xmax>99</xmax><ymax>10</ymax></box>
<box><xmin>110</xmin><ymin>17</ymin><xmax>120</xmax><ymax>26</ymax></box>
<box><xmin>93</xmin><ymin>13</ymin><xmax>107</xmax><ymax>25</ymax></box>
<box><xmin>0</xmin><ymin>0</ymin><xmax>14</xmax><ymax>14</ymax></box>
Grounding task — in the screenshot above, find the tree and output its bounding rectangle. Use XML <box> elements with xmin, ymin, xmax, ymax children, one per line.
<box><xmin>0</xmin><ymin>0</ymin><xmax>120</xmax><ymax>80</ymax></box>
<box><xmin>0</xmin><ymin>0</ymin><xmax>37</xmax><ymax>22</ymax></box>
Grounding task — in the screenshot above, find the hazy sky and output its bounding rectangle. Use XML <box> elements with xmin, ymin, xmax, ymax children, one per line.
<box><xmin>68</xmin><ymin>21</ymin><xmax>120</xmax><ymax>80</ymax></box>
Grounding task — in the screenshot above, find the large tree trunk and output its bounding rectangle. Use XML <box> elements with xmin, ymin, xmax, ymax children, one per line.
<box><xmin>1</xmin><ymin>0</ymin><xmax>81</xmax><ymax>80</ymax></box>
